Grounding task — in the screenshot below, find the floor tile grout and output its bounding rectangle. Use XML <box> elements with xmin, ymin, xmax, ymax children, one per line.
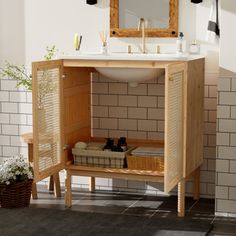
<box><xmin>188</xmin><ymin>199</ymin><xmax>199</xmax><ymax>211</ymax></box>
<box><xmin>120</xmin><ymin>196</ymin><xmax>143</xmax><ymax>214</ymax></box>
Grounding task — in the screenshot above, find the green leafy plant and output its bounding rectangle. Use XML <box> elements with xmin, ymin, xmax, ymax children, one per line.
<box><xmin>0</xmin><ymin>45</ymin><xmax>58</xmax><ymax>91</ymax></box>
<box><xmin>1</xmin><ymin>62</ymin><xmax>32</xmax><ymax>90</ymax></box>
<box><xmin>44</xmin><ymin>45</ymin><xmax>58</xmax><ymax>60</ymax></box>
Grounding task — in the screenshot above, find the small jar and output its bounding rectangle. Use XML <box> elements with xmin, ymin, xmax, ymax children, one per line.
<box><xmin>189</xmin><ymin>40</ymin><xmax>200</xmax><ymax>54</ymax></box>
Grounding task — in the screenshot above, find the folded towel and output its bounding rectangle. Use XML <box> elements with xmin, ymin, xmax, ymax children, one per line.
<box><xmin>131</xmin><ymin>147</ymin><xmax>164</xmax><ymax>157</ymax></box>
<box><xmin>206</xmin><ymin>0</ymin><xmax>220</xmax><ymax>43</ymax></box>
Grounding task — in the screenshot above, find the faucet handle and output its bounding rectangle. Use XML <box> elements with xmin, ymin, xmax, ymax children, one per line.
<box><xmin>156</xmin><ymin>45</ymin><xmax>161</xmax><ymax>54</ymax></box>
<box><xmin>127</xmin><ymin>45</ymin><xmax>132</xmax><ymax>54</ymax></box>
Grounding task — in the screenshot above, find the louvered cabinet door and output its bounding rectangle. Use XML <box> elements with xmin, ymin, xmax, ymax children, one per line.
<box><xmin>164</xmin><ymin>63</ymin><xmax>186</xmax><ymax>193</ymax></box>
<box><xmin>32</xmin><ymin>60</ymin><xmax>65</xmax><ymax>182</ymax></box>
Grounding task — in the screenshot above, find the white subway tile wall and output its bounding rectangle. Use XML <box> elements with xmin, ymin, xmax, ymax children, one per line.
<box><xmin>109</xmin><ymin>107</ymin><xmax>128</xmax><ymax>118</ymax></box>
<box><xmin>0</xmin><ymin>78</ymin><xmax>32</xmax><ymax>164</ymax></box>
<box><xmin>229</xmin><ymin>187</ymin><xmax>236</xmax><ymax>200</ymax></box>
<box><xmin>118</xmin><ymin>118</ymin><xmax>137</xmax><ymax>131</ymax></box>
<box><xmin>10</xmin><ymin>92</ymin><xmax>27</xmax><ymax>102</ymax></box>
<box><xmin>128</xmin><ymin>84</ymin><xmax>147</xmax><ymax>95</ymax></box>
<box><xmin>1</xmin><ymin>80</ymin><xmax>18</xmax><ymax>91</ymax></box>
<box><xmin>0</xmin><ymin>72</ymin><xmax>217</xmax><ymax>199</ymax></box>
<box><xmin>216</xmin><ymin>75</ymin><xmax>236</xmax><ymax>216</ymax></box>
<box><xmin>0</xmin><ymin>91</ymin><xmax>9</xmax><ymax>101</ymax></box>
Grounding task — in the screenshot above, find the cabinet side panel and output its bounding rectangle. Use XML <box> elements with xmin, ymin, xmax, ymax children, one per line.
<box><xmin>63</xmin><ymin>67</ymin><xmax>91</xmax><ymax>164</ymax></box>
<box><xmin>184</xmin><ymin>59</ymin><xmax>205</xmax><ymax>177</ymax></box>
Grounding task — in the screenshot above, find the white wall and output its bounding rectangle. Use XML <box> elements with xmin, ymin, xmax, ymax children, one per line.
<box><xmin>24</xmin><ymin>0</ymin><xmax>110</xmax><ymax>66</ymax></box>
<box><xmin>0</xmin><ymin>0</ymin><xmax>25</xmax><ymax>66</ymax></box>
<box><xmin>196</xmin><ymin>1</ymin><xmax>219</xmax><ymax>73</ymax></box>
<box><xmin>220</xmin><ymin>0</ymin><xmax>236</xmax><ymax>74</ymax></box>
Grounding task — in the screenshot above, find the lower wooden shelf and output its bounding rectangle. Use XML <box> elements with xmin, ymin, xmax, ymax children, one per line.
<box><xmin>66</xmin><ymin>165</ymin><xmax>164</xmax><ymax>183</ymax></box>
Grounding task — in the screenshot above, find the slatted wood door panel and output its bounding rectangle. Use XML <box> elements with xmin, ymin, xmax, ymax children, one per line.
<box><xmin>32</xmin><ymin>60</ymin><xmax>65</xmax><ymax>182</ymax></box>
<box><xmin>164</xmin><ymin>63</ymin><xmax>186</xmax><ymax>193</ymax></box>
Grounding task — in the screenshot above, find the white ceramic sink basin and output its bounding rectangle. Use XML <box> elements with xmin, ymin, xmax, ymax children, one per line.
<box><xmin>95</xmin><ymin>67</ymin><xmax>164</xmax><ymax>87</ymax></box>
<box><xmin>95</xmin><ymin>52</ymin><xmax>169</xmax><ymax>86</ymax></box>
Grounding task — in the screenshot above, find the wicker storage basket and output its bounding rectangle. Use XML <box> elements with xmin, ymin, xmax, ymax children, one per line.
<box><xmin>72</xmin><ymin>147</ymin><xmax>134</xmax><ymax>169</ymax></box>
<box><xmin>0</xmin><ymin>180</ymin><xmax>33</xmax><ymax>208</ymax></box>
<box><xmin>127</xmin><ymin>155</ymin><xmax>164</xmax><ymax>172</ymax></box>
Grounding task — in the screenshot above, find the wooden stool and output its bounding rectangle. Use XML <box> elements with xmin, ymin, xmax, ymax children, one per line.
<box><xmin>21</xmin><ymin>133</ymin><xmax>61</xmax><ymax>199</ymax></box>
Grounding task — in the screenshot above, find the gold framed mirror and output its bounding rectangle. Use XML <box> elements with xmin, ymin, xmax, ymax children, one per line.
<box><xmin>110</xmin><ymin>0</ymin><xmax>179</xmax><ymax>37</ymax></box>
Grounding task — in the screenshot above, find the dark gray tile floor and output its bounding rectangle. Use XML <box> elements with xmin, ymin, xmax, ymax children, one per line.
<box><xmin>30</xmin><ymin>185</ymin><xmax>236</xmax><ymax>236</ymax></box>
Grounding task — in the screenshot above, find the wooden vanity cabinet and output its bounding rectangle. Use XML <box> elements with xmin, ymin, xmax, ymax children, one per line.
<box><xmin>32</xmin><ymin>58</ymin><xmax>204</xmax><ymax>217</ymax></box>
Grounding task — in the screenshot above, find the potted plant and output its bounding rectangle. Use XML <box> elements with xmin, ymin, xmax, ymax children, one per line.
<box><xmin>0</xmin><ymin>155</ymin><xmax>34</xmax><ymax>208</ymax></box>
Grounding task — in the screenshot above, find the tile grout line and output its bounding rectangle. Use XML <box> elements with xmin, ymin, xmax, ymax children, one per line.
<box><xmin>188</xmin><ymin>199</ymin><xmax>199</xmax><ymax>212</ymax></box>
<box><xmin>120</xmin><ymin>196</ymin><xmax>142</xmax><ymax>214</ymax></box>
<box><xmin>210</xmin><ymin>215</ymin><xmax>216</xmax><ymax>225</ymax></box>
<box><xmin>149</xmin><ymin>207</ymin><xmax>160</xmax><ymax>219</ymax></box>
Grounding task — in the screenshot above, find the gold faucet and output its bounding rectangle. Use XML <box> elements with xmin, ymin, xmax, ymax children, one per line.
<box><xmin>138</xmin><ymin>18</ymin><xmax>147</xmax><ymax>54</ymax></box>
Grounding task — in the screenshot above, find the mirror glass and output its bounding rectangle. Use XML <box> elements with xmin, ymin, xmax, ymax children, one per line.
<box><xmin>119</xmin><ymin>0</ymin><xmax>169</xmax><ymax>29</ymax></box>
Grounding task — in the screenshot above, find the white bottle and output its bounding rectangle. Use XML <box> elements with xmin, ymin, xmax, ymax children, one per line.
<box><xmin>176</xmin><ymin>32</ymin><xmax>185</xmax><ymax>54</ymax></box>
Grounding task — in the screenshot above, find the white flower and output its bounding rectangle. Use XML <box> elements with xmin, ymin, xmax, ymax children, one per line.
<box><xmin>0</xmin><ymin>155</ymin><xmax>33</xmax><ymax>185</ymax></box>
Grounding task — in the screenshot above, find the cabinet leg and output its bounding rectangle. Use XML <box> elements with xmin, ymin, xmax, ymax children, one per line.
<box><xmin>65</xmin><ymin>171</ymin><xmax>72</xmax><ymax>208</ymax></box>
<box><xmin>31</xmin><ymin>181</ymin><xmax>38</xmax><ymax>199</ymax></box>
<box><xmin>53</xmin><ymin>173</ymin><xmax>61</xmax><ymax>197</ymax></box>
<box><xmin>28</xmin><ymin>143</ymin><xmax>37</xmax><ymax>199</ymax></box>
<box><xmin>89</xmin><ymin>177</ymin><xmax>95</xmax><ymax>192</ymax></box>
<box><xmin>193</xmin><ymin>167</ymin><xmax>200</xmax><ymax>200</ymax></box>
<box><xmin>178</xmin><ymin>179</ymin><xmax>185</xmax><ymax>217</ymax></box>
<box><xmin>48</xmin><ymin>175</ymin><xmax>54</xmax><ymax>191</ymax></box>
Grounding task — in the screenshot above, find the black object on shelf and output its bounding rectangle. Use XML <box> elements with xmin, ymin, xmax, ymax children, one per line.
<box><xmin>86</xmin><ymin>0</ymin><xmax>97</xmax><ymax>5</ymax></box>
<box><xmin>103</xmin><ymin>138</ymin><xmax>114</xmax><ymax>151</ymax></box>
<box><xmin>191</xmin><ymin>0</ymin><xmax>202</xmax><ymax>3</ymax></box>
<box><xmin>115</xmin><ymin>139</ymin><xmax>124</xmax><ymax>152</ymax></box>
<box><xmin>119</xmin><ymin>137</ymin><xmax>127</xmax><ymax>152</ymax></box>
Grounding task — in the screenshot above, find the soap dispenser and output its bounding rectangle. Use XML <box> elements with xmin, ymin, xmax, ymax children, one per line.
<box><xmin>176</xmin><ymin>32</ymin><xmax>185</xmax><ymax>54</ymax></box>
